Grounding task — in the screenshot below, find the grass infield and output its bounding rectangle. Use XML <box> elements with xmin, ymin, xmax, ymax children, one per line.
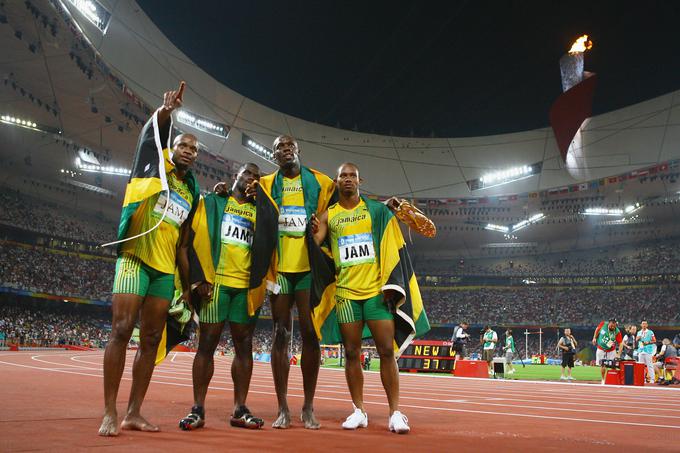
<box><xmin>320</xmin><ymin>358</ymin><xmax>603</xmax><ymax>381</ymax></box>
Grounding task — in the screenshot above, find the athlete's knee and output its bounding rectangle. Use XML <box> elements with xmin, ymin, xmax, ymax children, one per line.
<box><xmin>233</xmin><ymin>332</ymin><xmax>253</xmax><ymax>357</ymax></box>
<box><xmin>376</xmin><ymin>343</ymin><xmax>395</xmax><ymax>361</ymax></box>
<box><xmin>300</xmin><ymin>327</ymin><xmax>319</xmax><ymax>349</ymax></box>
<box><xmin>197</xmin><ymin>336</ymin><xmax>219</xmax><ymax>357</ymax></box>
<box><xmin>109</xmin><ymin>318</ymin><xmax>135</xmax><ymax>344</ymax></box>
<box><xmin>272</xmin><ymin>324</ymin><xmax>290</xmax><ymax>349</ymax></box>
<box><xmin>344</xmin><ymin>345</ymin><xmax>361</xmax><ymax>363</ymax></box>
<box><xmin>139</xmin><ymin>328</ymin><xmax>164</xmax><ymax>350</ymax></box>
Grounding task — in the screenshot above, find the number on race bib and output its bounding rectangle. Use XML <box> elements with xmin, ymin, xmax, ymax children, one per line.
<box><xmin>279</xmin><ymin>206</ymin><xmax>307</xmax><ymax>237</ymax></box>
<box><xmin>153</xmin><ymin>191</ymin><xmax>190</xmax><ymax>228</ymax></box>
<box><xmin>338</xmin><ymin>233</ymin><xmax>375</xmax><ymax>267</ymax></box>
<box><xmin>221</xmin><ymin>214</ymin><xmax>254</xmax><ymax>248</ymax></box>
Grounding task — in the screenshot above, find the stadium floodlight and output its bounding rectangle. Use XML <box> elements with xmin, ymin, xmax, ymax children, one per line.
<box><xmin>583</xmin><ymin>207</ymin><xmax>622</xmax><ymax>216</ymax></box>
<box><xmin>74</xmin><ymin>158</ymin><xmax>130</xmax><ymax>176</ymax></box>
<box><xmin>484</xmin><ymin>223</ymin><xmax>509</xmax><ymax>233</ymax></box>
<box><xmin>511</xmin><ymin>213</ymin><xmax>545</xmax><ymax>232</ymax></box>
<box><xmin>624</xmin><ymin>203</ymin><xmax>641</xmax><ymax>215</ymax></box>
<box><xmin>583</xmin><ymin>205</ymin><xmax>641</xmax><ymax>217</ymax></box>
<box><xmin>242</xmin><ymin>134</ymin><xmax>275</xmax><ymax>163</ymax></box>
<box><xmin>1</xmin><ymin>114</ymin><xmax>40</xmax><ymax>131</ymax></box>
<box><xmin>66</xmin><ymin>0</ymin><xmax>111</xmax><ymax>33</ymax></box>
<box><xmin>175</xmin><ymin>110</ymin><xmax>229</xmax><ymax>138</ymax></box>
<box><xmin>479</xmin><ymin>165</ymin><xmax>535</xmax><ymax>188</ymax></box>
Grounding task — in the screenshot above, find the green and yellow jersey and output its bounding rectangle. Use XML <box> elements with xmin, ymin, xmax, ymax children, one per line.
<box><xmin>278</xmin><ymin>175</ymin><xmax>309</xmax><ymax>272</ymax></box>
<box><xmin>120</xmin><ymin>170</ymin><xmax>193</xmax><ymax>274</ymax></box>
<box><xmin>214</xmin><ymin>196</ymin><xmax>256</xmax><ymax>288</ymax></box>
<box><xmin>328</xmin><ymin>199</ymin><xmax>382</xmax><ymax>300</ymax></box>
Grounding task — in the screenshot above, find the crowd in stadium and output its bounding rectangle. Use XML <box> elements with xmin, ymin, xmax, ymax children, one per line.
<box><xmin>0</xmin><ymin>242</ymin><xmax>114</xmax><ymax>302</ymax></box>
<box><xmin>2</xmin><ymin>238</ymin><xmax>680</xmax><ymax>327</ymax></box>
<box><xmin>0</xmin><ymin>188</ymin><xmax>116</xmax><ymax>244</ymax></box>
<box><xmin>422</xmin><ymin>286</ymin><xmax>680</xmax><ymax>326</ymax></box>
<box><xmin>418</xmin><ymin>240</ymin><xmax>680</xmax><ymax>277</ymax></box>
<box><xmin>0</xmin><ymin>304</ymin><xmax>108</xmax><ymax>348</ymax></box>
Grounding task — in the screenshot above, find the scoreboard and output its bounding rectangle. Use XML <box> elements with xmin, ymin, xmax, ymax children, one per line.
<box><xmin>397</xmin><ymin>340</ymin><xmax>456</xmax><ymax>373</ymax></box>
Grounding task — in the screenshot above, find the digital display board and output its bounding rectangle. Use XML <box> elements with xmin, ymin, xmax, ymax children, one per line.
<box><xmin>397</xmin><ymin>340</ymin><xmax>456</xmax><ymax>373</ymax></box>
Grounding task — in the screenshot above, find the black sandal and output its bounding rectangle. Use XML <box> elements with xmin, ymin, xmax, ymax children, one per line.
<box><xmin>230</xmin><ymin>406</ymin><xmax>264</xmax><ymax>429</ymax></box>
<box><xmin>179</xmin><ymin>406</ymin><xmax>205</xmax><ymax>431</ymax></box>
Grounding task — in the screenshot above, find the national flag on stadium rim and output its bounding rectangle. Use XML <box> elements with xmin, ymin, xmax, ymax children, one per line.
<box><xmin>249</xmin><ymin>165</ymin><xmax>337</xmax><ymax>302</ymax></box>
<box><xmin>308</xmin><ymin>196</ymin><xmax>430</xmax><ymax>358</ymax></box>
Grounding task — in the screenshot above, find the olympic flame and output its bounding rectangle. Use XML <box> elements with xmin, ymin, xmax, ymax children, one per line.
<box><xmin>568</xmin><ymin>35</ymin><xmax>593</xmax><ymax>54</ymax></box>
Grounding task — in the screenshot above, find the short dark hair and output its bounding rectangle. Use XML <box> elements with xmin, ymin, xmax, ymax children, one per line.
<box><xmin>506</xmin><ymin>329</ymin><xmax>512</xmax><ymax>335</ymax></box>
<box><xmin>608</xmin><ymin>318</ymin><xmax>617</xmax><ymax>323</ymax></box>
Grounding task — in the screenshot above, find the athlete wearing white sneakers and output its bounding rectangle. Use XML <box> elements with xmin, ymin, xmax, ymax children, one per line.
<box><xmin>342</xmin><ymin>407</ymin><xmax>368</xmax><ymax>430</ymax></box>
<box><xmin>388</xmin><ymin>411</ymin><xmax>410</xmax><ymax>434</ymax></box>
<box><xmin>312</xmin><ymin>163</ymin><xmax>411</xmax><ymax>434</ymax></box>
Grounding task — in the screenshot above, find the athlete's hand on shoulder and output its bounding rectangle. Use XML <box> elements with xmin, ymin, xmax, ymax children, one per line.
<box><xmin>162</xmin><ymin>81</ymin><xmax>185</xmax><ymax>113</ymax></box>
<box><xmin>245</xmin><ymin>180</ymin><xmax>259</xmax><ymax>199</ymax></box>
<box><xmin>196</xmin><ymin>282</ymin><xmax>213</xmax><ymax>300</ymax></box>
<box><xmin>213</xmin><ymin>182</ymin><xmax>229</xmax><ymax>196</ymax></box>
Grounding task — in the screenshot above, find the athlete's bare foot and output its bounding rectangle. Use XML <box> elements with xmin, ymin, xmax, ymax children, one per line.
<box><xmin>98</xmin><ymin>412</ymin><xmax>119</xmax><ymax>436</ymax></box>
<box><xmin>121</xmin><ymin>414</ymin><xmax>160</xmax><ymax>432</ymax></box>
<box><xmin>272</xmin><ymin>409</ymin><xmax>291</xmax><ymax>429</ymax></box>
<box><xmin>301</xmin><ymin>407</ymin><xmax>320</xmax><ymax>430</ymax></box>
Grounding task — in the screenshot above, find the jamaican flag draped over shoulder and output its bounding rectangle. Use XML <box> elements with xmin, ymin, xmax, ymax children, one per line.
<box><xmin>184</xmin><ymin>191</ymin><xmax>271</xmax><ymax>317</ymax></box>
<box><xmin>113</xmin><ymin>110</ymin><xmax>200</xmax><ymax>364</ymax></box>
<box><xmin>250</xmin><ymin>166</ymin><xmax>336</xmax><ymax>296</ymax></box>
<box><xmin>310</xmin><ymin>196</ymin><xmax>430</xmax><ymax>358</ymax></box>
<box><xmin>114</xmin><ymin>110</ymin><xmax>199</xmax><ymax>246</ymax></box>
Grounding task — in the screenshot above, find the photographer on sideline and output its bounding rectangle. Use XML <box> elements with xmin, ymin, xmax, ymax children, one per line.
<box><xmin>618</xmin><ymin>325</ymin><xmax>637</xmax><ymax>360</ymax></box>
<box><xmin>481</xmin><ymin>326</ymin><xmax>498</xmax><ymax>376</ymax></box>
<box><xmin>654</xmin><ymin>339</ymin><xmax>677</xmax><ymax>385</ymax></box>
<box><xmin>558</xmin><ymin>328</ymin><xmax>577</xmax><ymax>381</ymax></box>
<box><xmin>592</xmin><ymin>319</ymin><xmax>622</xmax><ymax>385</ymax></box>
<box><xmin>451</xmin><ymin>322</ymin><xmax>470</xmax><ymax>360</ymax></box>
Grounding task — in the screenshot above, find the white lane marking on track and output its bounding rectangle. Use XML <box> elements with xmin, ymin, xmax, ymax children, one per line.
<box><xmin>5</xmin><ymin>353</ymin><xmax>680</xmax><ymax>427</ymax></box>
<box><xmin>3</xmin><ymin>357</ymin><xmax>679</xmax><ymax>431</ymax></box>
<box><xmin>63</xmin><ymin>353</ymin><xmax>680</xmax><ymax>411</ymax></box>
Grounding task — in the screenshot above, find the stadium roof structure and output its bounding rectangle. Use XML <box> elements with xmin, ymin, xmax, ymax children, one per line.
<box><xmin>1</xmin><ymin>0</ymin><xmax>679</xmax><ymax>256</ymax></box>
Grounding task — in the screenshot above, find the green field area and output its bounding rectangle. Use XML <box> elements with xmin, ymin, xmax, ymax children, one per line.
<box><xmin>321</xmin><ymin>359</ymin><xmax>603</xmax><ymax>381</ymax></box>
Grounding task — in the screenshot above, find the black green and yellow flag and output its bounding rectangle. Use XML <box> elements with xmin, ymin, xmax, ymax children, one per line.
<box><xmin>310</xmin><ymin>196</ymin><xmax>430</xmax><ymax>358</ymax></box>
<box><xmin>250</xmin><ymin>166</ymin><xmax>336</xmax><ymax>298</ymax></box>
<box><xmin>104</xmin><ymin>111</ymin><xmax>197</xmax><ymax>248</ymax></box>
<box><xmin>185</xmin><ymin>191</ymin><xmax>273</xmax><ymax>318</ymax></box>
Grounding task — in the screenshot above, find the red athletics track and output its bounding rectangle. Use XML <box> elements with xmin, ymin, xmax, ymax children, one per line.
<box><xmin>1</xmin><ymin>351</ymin><xmax>679</xmax><ymax>452</ymax></box>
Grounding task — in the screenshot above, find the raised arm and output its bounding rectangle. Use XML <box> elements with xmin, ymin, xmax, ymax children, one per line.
<box><xmin>157</xmin><ymin>81</ymin><xmax>185</xmax><ymax>127</ymax></box>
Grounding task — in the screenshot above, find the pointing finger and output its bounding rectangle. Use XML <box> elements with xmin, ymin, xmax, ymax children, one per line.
<box><xmin>177</xmin><ymin>81</ymin><xmax>186</xmax><ymax>101</ymax></box>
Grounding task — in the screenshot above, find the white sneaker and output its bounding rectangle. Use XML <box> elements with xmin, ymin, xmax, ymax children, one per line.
<box><xmin>560</xmin><ymin>376</ymin><xmax>567</xmax><ymax>381</ymax></box>
<box><xmin>567</xmin><ymin>376</ymin><xmax>574</xmax><ymax>381</ymax></box>
<box><xmin>342</xmin><ymin>408</ymin><xmax>368</xmax><ymax>430</ymax></box>
<box><xmin>388</xmin><ymin>411</ymin><xmax>410</xmax><ymax>434</ymax></box>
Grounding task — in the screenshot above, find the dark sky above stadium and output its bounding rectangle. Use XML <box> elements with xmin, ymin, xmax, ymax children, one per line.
<box><xmin>138</xmin><ymin>1</ymin><xmax>680</xmax><ymax>138</ymax></box>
